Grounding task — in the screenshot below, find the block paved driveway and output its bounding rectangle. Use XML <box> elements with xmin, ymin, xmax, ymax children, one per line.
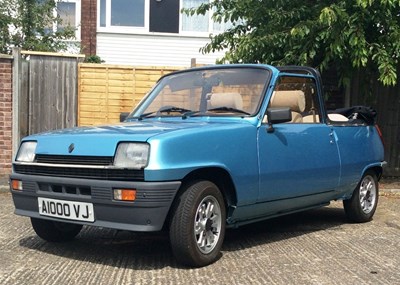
<box><xmin>1</xmin><ymin>191</ymin><xmax>399</xmax><ymax>285</ymax></box>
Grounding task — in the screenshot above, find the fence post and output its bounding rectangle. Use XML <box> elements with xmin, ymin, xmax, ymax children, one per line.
<box><xmin>12</xmin><ymin>48</ymin><xmax>22</xmax><ymax>157</ymax></box>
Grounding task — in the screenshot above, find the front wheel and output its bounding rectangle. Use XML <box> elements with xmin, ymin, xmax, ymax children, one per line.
<box><xmin>343</xmin><ymin>171</ymin><xmax>379</xmax><ymax>223</ymax></box>
<box><xmin>31</xmin><ymin>218</ymin><xmax>83</xmax><ymax>242</ymax></box>
<box><xmin>169</xmin><ymin>181</ymin><xmax>226</xmax><ymax>267</ymax></box>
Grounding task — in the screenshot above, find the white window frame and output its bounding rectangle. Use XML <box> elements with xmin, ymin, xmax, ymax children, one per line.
<box><xmin>53</xmin><ymin>0</ymin><xmax>81</xmax><ymax>41</ymax></box>
<box><xmin>97</xmin><ymin>0</ymin><xmax>150</xmax><ymax>34</ymax></box>
<box><xmin>179</xmin><ymin>0</ymin><xmax>233</xmax><ymax>36</ymax></box>
<box><xmin>179</xmin><ymin>0</ymin><xmax>212</xmax><ymax>37</ymax></box>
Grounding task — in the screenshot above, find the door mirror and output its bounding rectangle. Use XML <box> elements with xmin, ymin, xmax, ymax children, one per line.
<box><xmin>266</xmin><ymin>108</ymin><xmax>292</xmax><ymax>133</ymax></box>
<box><xmin>267</xmin><ymin>107</ymin><xmax>292</xmax><ymax>124</ymax></box>
<box><xmin>120</xmin><ymin>112</ymin><xmax>130</xmax><ymax>122</ymax></box>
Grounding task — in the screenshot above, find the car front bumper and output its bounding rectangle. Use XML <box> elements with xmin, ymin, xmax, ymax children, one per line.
<box><xmin>10</xmin><ymin>173</ymin><xmax>181</xmax><ymax>232</ymax></box>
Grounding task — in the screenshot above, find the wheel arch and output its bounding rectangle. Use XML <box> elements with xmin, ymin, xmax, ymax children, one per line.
<box><xmin>164</xmin><ymin>167</ymin><xmax>237</xmax><ymax>229</ymax></box>
<box><xmin>362</xmin><ymin>164</ymin><xmax>384</xmax><ymax>181</ymax></box>
<box><xmin>181</xmin><ymin>167</ymin><xmax>238</xmax><ymax>208</ymax></box>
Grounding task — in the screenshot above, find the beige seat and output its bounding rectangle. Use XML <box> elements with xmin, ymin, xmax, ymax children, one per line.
<box><xmin>303</xmin><ymin>114</ymin><xmax>320</xmax><ymax>123</ymax></box>
<box><xmin>303</xmin><ymin>113</ymin><xmax>349</xmax><ymax>123</ymax></box>
<box><xmin>327</xmin><ymin>113</ymin><xmax>349</xmax><ymax>122</ymax></box>
<box><xmin>208</xmin><ymin>92</ymin><xmax>243</xmax><ymax>109</ymax></box>
<box><xmin>267</xmin><ymin>90</ymin><xmax>306</xmax><ymax>123</ymax></box>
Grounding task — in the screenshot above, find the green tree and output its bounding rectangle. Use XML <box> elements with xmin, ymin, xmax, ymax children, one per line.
<box><xmin>0</xmin><ymin>0</ymin><xmax>76</xmax><ymax>54</ymax></box>
<box><xmin>187</xmin><ymin>0</ymin><xmax>400</xmax><ymax>86</ymax></box>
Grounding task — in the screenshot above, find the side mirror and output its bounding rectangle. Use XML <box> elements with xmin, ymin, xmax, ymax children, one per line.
<box><xmin>120</xmin><ymin>112</ymin><xmax>130</xmax><ymax>122</ymax></box>
<box><xmin>266</xmin><ymin>107</ymin><xmax>292</xmax><ymax>133</ymax></box>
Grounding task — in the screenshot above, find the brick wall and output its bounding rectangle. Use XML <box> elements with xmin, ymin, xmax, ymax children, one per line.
<box><xmin>0</xmin><ymin>56</ymin><xmax>13</xmax><ymax>175</ymax></box>
<box><xmin>81</xmin><ymin>0</ymin><xmax>97</xmax><ymax>57</ymax></box>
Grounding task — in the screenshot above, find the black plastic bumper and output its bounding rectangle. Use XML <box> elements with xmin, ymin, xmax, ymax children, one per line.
<box><xmin>10</xmin><ymin>173</ymin><xmax>181</xmax><ymax>232</ymax></box>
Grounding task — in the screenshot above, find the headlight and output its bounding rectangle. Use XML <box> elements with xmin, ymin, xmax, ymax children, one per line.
<box><xmin>114</xmin><ymin>143</ymin><xmax>149</xmax><ymax>169</ymax></box>
<box><xmin>16</xmin><ymin>141</ymin><xmax>37</xmax><ymax>162</ymax></box>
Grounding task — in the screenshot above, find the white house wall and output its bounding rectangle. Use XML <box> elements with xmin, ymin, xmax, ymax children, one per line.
<box><xmin>97</xmin><ymin>33</ymin><xmax>226</xmax><ymax>67</ymax></box>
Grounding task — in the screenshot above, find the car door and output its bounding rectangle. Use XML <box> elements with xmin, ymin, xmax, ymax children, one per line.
<box><xmin>257</xmin><ymin>74</ymin><xmax>341</xmax><ymax>212</ymax></box>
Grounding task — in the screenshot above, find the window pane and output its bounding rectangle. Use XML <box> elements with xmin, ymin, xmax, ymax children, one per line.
<box><xmin>150</xmin><ymin>0</ymin><xmax>179</xmax><ymax>33</ymax></box>
<box><xmin>269</xmin><ymin>77</ymin><xmax>321</xmax><ymax>124</ymax></box>
<box><xmin>182</xmin><ymin>0</ymin><xmax>208</xmax><ymax>32</ymax></box>
<box><xmin>111</xmin><ymin>0</ymin><xmax>145</xmax><ymax>27</ymax></box>
<box><xmin>100</xmin><ymin>0</ymin><xmax>106</xmax><ymax>27</ymax></box>
<box><xmin>57</xmin><ymin>2</ymin><xmax>76</xmax><ymax>31</ymax></box>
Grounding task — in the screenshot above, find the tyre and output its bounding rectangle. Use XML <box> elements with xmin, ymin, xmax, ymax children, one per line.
<box><xmin>169</xmin><ymin>180</ymin><xmax>226</xmax><ymax>267</ymax></box>
<box><xmin>31</xmin><ymin>218</ymin><xmax>83</xmax><ymax>242</ymax></box>
<box><xmin>343</xmin><ymin>171</ymin><xmax>379</xmax><ymax>223</ymax></box>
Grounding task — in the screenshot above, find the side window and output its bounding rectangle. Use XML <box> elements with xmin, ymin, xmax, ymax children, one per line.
<box><xmin>266</xmin><ymin>76</ymin><xmax>321</xmax><ymax>124</ymax></box>
<box><xmin>99</xmin><ymin>0</ymin><xmax>148</xmax><ymax>31</ymax></box>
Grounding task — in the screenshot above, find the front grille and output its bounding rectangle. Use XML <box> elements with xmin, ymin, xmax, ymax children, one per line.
<box><xmin>35</xmin><ymin>154</ymin><xmax>113</xmax><ymax>166</ymax></box>
<box><xmin>14</xmin><ymin>164</ymin><xmax>144</xmax><ymax>181</ymax></box>
<box><xmin>38</xmin><ymin>183</ymin><xmax>92</xmax><ymax>196</ymax></box>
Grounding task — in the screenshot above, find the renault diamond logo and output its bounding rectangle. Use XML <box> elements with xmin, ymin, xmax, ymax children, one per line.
<box><xmin>68</xmin><ymin>143</ymin><xmax>75</xmax><ymax>153</ymax></box>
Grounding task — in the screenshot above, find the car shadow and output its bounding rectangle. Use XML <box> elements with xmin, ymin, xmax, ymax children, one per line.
<box><xmin>223</xmin><ymin>206</ymin><xmax>347</xmax><ymax>252</ymax></box>
<box><xmin>18</xmin><ymin>205</ymin><xmax>347</xmax><ymax>269</ymax></box>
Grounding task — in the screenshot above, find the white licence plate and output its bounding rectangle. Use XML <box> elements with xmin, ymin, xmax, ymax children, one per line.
<box><xmin>38</xmin><ymin>197</ymin><xmax>95</xmax><ymax>222</ymax></box>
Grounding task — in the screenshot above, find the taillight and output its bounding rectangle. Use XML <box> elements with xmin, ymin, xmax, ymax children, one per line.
<box><xmin>375</xmin><ymin>124</ymin><xmax>384</xmax><ymax>146</ymax></box>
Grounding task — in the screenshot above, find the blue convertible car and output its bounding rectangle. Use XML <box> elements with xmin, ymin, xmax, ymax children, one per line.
<box><xmin>10</xmin><ymin>65</ymin><xmax>385</xmax><ymax>266</ymax></box>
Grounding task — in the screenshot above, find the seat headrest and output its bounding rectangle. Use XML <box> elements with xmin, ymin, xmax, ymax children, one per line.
<box><xmin>208</xmin><ymin>93</ymin><xmax>243</xmax><ymax>109</ymax></box>
<box><xmin>270</xmin><ymin>90</ymin><xmax>306</xmax><ymax>113</ymax></box>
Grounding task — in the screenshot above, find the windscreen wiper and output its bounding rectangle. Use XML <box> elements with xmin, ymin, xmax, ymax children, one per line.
<box><xmin>129</xmin><ymin>112</ymin><xmax>156</xmax><ymax>121</ymax></box>
<box><xmin>133</xmin><ymin>106</ymin><xmax>193</xmax><ymax>121</ymax></box>
<box><xmin>157</xmin><ymin>106</ymin><xmax>192</xmax><ymax>114</ymax></box>
<box><xmin>207</xmin><ymin>107</ymin><xmax>250</xmax><ymax>115</ymax></box>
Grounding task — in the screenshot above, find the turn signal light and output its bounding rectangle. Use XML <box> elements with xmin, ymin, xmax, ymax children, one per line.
<box><xmin>11</xmin><ymin>179</ymin><xmax>23</xmax><ymax>191</ymax></box>
<box><xmin>113</xmin><ymin>189</ymin><xmax>136</xmax><ymax>201</ymax></box>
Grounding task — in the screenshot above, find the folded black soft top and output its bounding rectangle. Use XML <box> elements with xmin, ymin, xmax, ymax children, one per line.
<box><xmin>328</xmin><ymin>106</ymin><xmax>377</xmax><ymax>125</ymax></box>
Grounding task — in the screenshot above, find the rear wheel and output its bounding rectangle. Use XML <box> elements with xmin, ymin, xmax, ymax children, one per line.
<box><xmin>31</xmin><ymin>218</ymin><xmax>83</xmax><ymax>242</ymax></box>
<box><xmin>169</xmin><ymin>180</ymin><xmax>226</xmax><ymax>267</ymax></box>
<box><xmin>343</xmin><ymin>171</ymin><xmax>379</xmax><ymax>223</ymax></box>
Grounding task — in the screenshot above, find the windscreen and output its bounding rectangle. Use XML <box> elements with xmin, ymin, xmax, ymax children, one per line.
<box><xmin>131</xmin><ymin>67</ymin><xmax>270</xmax><ymax>118</ymax></box>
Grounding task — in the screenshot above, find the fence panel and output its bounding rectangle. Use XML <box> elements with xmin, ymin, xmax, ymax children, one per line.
<box><xmin>26</xmin><ymin>52</ymin><xmax>83</xmax><ymax>134</ymax></box>
<box><xmin>350</xmin><ymin>71</ymin><xmax>400</xmax><ymax>176</ymax></box>
<box><xmin>78</xmin><ymin>64</ymin><xmax>181</xmax><ymax>126</ymax></box>
<box><xmin>374</xmin><ymin>85</ymin><xmax>400</xmax><ymax>177</ymax></box>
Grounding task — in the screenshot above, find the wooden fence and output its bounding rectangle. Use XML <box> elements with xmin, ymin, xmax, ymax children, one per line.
<box><xmin>78</xmin><ymin>64</ymin><xmax>181</xmax><ymax>126</ymax></box>
<box><xmin>12</xmin><ymin>50</ymin><xmax>84</xmax><ymax>150</ymax></box>
<box><xmin>350</xmin><ymin>70</ymin><xmax>400</xmax><ymax>177</ymax></box>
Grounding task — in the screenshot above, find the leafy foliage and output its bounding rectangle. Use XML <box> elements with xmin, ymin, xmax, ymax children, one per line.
<box><xmin>84</xmin><ymin>55</ymin><xmax>105</xmax><ymax>64</ymax></box>
<box><xmin>0</xmin><ymin>0</ymin><xmax>76</xmax><ymax>54</ymax></box>
<box><xmin>186</xmin><ymin>0</ymin><xmax>400</xmax><ymax>86</ymax></box>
